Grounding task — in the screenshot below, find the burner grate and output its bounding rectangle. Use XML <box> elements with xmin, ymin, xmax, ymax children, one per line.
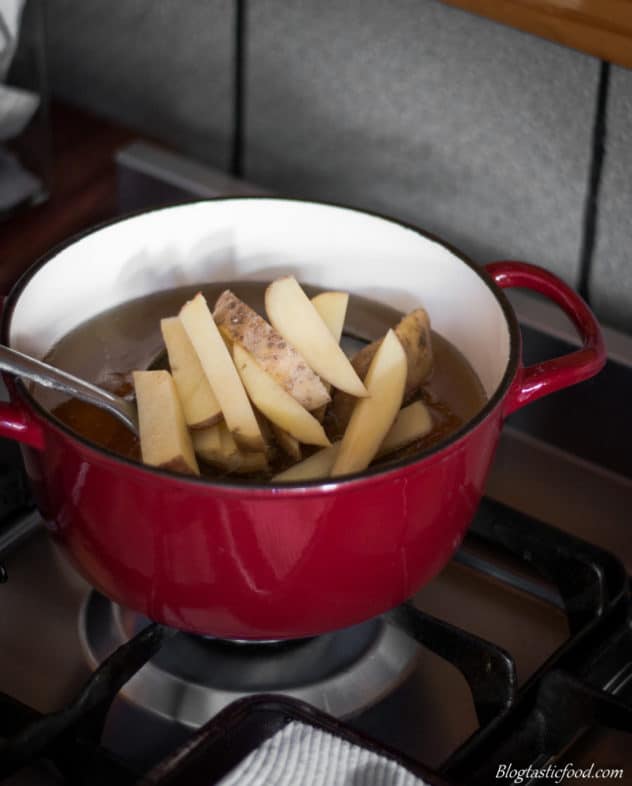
<box><xmin>0</xmin><ymin>688</ymin><xmax>136</xmax><ymax>786</ymax></box>
<box><xmin>442</xmin><ymin>499</ymin><xmax>632</xmax><ymax>783</ymax></box>
<box><xmin>385</xmin><ymin>603</ymin><xmax>516</xmax><ymax>727</ymax></box>
<box><xmin>0</xmin><ymin>623</ymin><xmax>176</xmax><ymax>781</ymax></box>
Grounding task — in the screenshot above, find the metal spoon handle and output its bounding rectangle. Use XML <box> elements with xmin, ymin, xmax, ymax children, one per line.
<box><xmin>0</xmin><ymin>345</ymin><xmax>138</xmax><ymax>433</ymax></box>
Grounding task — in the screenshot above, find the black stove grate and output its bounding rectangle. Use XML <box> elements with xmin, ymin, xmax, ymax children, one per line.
<box><xmin>442</xmin><ymin>499</ymin><xmax>632</xmax><ymax>783</ymax></box>
<box><xmin>0</xmin><ymin>623</ymin><xmax>176</xmax><ymax>782</ymax></box>
<box><xmin>0</xmin><ymin>497</ymin><xmax>630</xmax><ymax>785</ymax></box>
<box><xmin>0</xmin><ymin>438</ymin><xmax>32</xmax><ymax>525</ymax></box>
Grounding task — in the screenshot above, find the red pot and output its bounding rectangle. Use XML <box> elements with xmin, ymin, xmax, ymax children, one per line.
<box><xmin>0</xmin><ymin>199</ymin><xmax>605</xmax><ymax>640</ymax></box>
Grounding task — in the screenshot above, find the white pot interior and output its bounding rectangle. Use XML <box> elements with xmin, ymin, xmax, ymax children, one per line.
<box><xmin>9</xmin><ymin>199</ymin><xmax>511</xmax><ymax>398</ymax></box>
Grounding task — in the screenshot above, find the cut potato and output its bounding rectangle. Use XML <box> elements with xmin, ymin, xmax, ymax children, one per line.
<box><xmin>131</xmin><ymin>280</ymin><xmax>440</xmax><ymax>483</ymax></box>
<box><xmin>392</xmin><ymin>308</ymin><xmax>433</xmax><ymax>391</ymax></box>
<box><xmin>233</xmin><ymin>343</ymin><xmax>330</xmax><ymax>447</ymax></box>
<box><xmin>160</xmin><ymin>317</ymin><xmax>222</xmax><ymax>429</ymax></box>
<box><xmin>311</xmin><ymin>291</ymin><xmax>349</xmax><ymax>422</ymax></box>
<box><xmin>213</xmin><ymin>290</ymin><xmax>330</xmax><ymax>411</ymax></box>
<box><xmin>191</xmin><ymin>423</ymin><xmax>223</xmax><ymax>464</ymax></box>
<box><xmin>332</xmin><ymin>308</ymin><xmax>433</xmax><ymax>431</ymax></box>
<box><xmin>230</xmin><ymin>452</ymin><xmax>269</xmax><ymax>474</ymax></box>
<box><xmin>265</xmin><ymin>276</ymin><xmax>368</xmax><ymax>398</ymax></box>
<box><xmin>273</xmin><ymin>443</ymin><xmax>341</xmax><ymax>482</ymax></box>
<box><xmin>218</xmin><ymin>421</ymin><xmax>239</xmax><ymax>461</ymax></box>
<box><xmin>271</xmin><ymin>423</ymin><xmax>302</xmax><ymax>461</ymax></box>
<box><xmin>254</xmin><ymin>410</ymin><xmax>275</xmax><ymax>457</ymax></box>
<box><xmin>133</xmin><ymin>370</ymin><xmax>199</xmax><ymax>475</ymax></box>
<box><xmin>194</xmin><ymin>422</ymin><xmax>268</xmax><ymax>473</ymax></box>
<box><xmin>311</xmin><ymin>291</ymin><xmax>348</xmax><ymax>344</ymax></box>
<box><xmin>377</xmin><ymin>401</ymin><xmax>432</xmax><ymax>456</ymax></box>
<box><xmin>273</xmin><ymin>401</ymin><xmax>432</xmax><ymax>481</ymax></box>
<box><xmin>179</xmin><ymin>293</ymin><xmax>265</xmax><ymax>452</ymax></box>
<box><xmin>217</xmin><ymin>422</ymin><xmax>269</xmax><ymax>474</ymax></box>
<box><xmin>353</xmin><ymin>308</ymin><xmax>432</xmax><ymax>394</ymax></box>
<box><xmin>331</xmin><ymin>330</ymin><xmax>407</xmax><ymax>477</ymax></box>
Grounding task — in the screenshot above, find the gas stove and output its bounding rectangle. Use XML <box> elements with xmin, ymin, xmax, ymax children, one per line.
<box><xmin>0</xmin><ymin>144</ymin><xmax>631</xmax><ymax>784</ymax></box>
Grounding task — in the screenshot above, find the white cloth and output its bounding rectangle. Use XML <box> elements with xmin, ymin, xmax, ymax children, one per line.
<box><xmin>0</xmin><ymin>0</ymin><xmax>23</xmax><ymax>79</ymax></box>
<box><xmin>218</xmin><ymin>721</ymin><xmax>430</xmax><ymax>786</ymax></box>
<box><xmin>0</xmin><ymin>0</ymin><xmax>39</xmax><ymax>142</ymax></box>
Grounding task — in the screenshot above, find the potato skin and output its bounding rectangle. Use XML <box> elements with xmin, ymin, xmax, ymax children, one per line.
<box><xmin>213</xmin><ymin>290</ymin><xmax>330</xmax><ymax>411</ymax></box>
<box><xmin>331</xmin><ymin>308</ymin><xmax>433</xmax><ymax>432</ymax></box>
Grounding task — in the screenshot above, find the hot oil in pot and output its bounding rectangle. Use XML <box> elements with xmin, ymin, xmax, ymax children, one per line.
<box><xmin>44</xmin><ymin>282</ymin><xmax>487</xmax><ymax>479</ymax></box>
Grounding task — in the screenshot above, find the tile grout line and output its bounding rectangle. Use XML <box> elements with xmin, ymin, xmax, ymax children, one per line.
<box><xmin>230</xmin><ymin>0</ymin><xmax>247</xmax><ymax>177</ymax></box>
<box><xmin>577</xmin><ymin>60</ymin><xmax>610</xmax><ymax>302</ymax></box>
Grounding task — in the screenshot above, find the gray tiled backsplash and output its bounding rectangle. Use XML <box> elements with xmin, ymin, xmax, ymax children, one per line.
<box><xmin>46</xmin><ymin>0</ymin><xmax>235</xmax><ymax>170</ymax></box>
<box><xmin>590</xmin><ymin>66</ymin><xmax>632</xmax><ymax>332</ymax></box>
<box><xmin>245</xmin><ymin>0</ymin><xmax>598</xmax><ymax>284</ymax></box>
<box><xmin>44</xmin><ymin>0</ymin><xmax>632</xmax><ymax>335</ymax></box>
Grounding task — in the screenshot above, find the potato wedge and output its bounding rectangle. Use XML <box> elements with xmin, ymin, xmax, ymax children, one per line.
<box><xmin>273</xmin><ymin>443</ymin><xmax>341</xmax><ymax>482</ymax></box>
<box><xmin>216</xmin><ymin>422</ymin><xmax>269</xmax><ymax>474</ymax></box>
<box><xmin>332</xmin><ymin>308</ymin><xmax>433</xmax><ymax>432</ymax></box>
<box><xmin>265</xmin><ymin>276</ymin><xmax>368</xmax><ymax>398</ymax></box>
<box><xmin>213</xmin><ymin>290</ymin><xmax>330</xmax><ymax>411</ymax></box>
<box><xmin>229</xmin><ymin>452</ymin><xmax>269</xmax><ymax>474</ymax></box>
<box><xmin>160</xmin><ymin>317</ymin><xmax>222</xmax><ymax>429</ymax></box>
<box><xmin>311</xmin><ymin>291</ymin><xmax>349</xmax><ymax>422</ymax></box>
<box><xmin>377</xmin><ymin>401</ymin><xmax>432</xmax><ymax>457</ymax></box>
<box><xmin>191</xmin><ymin>423</ymin><xmax>223</xmax><ymax>464</ymax></box>
<box><xmin>133</xmin><ymin>370</ymin><xmax>199</xmax><ymax>475</ymax></box>
<box><xmin>271</xmin><ymin>423</ymin><xmax>302</xmax><ymax>461</ymax></box>
<box><xmin>353</xmin><ymin>308</ymin><xmax>432</xmax><ymax>394</ymax></box>
<box><xmin>218</xmin><ymin>421</ymin><xmax>240</xmax><ymax>461</ymax></box>
<box><xmin>331</xmin><ymin>330</ymin><xmax>406</xmax><ymax>477</ymax></box>
<box><xmin>233</xmin><ymin>343</ymin><xmax>330</xmax><ymax>447</ymax></box>
<box><xmin>194</xmin><ymin>422</ymin><xmax>268</xmax><ymax>473</ymax></box>
<box><xmin>311</xmin><ymin>291</ymin><xmax>348</xmax><ymax>344</ymax></box>
<box><xmin>179</xmin><ymin>293</ymin><xmax>265</xmax><ymax>452</ymax></box>
<box><xmin>274</xmin><ymin>401</ymin><xmax>432</xmax><ymax>481</ymax></box>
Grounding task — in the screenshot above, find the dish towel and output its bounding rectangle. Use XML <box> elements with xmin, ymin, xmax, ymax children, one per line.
<box><xmin>218</xmin><ymin>721</ymin><xmax>430</xmax><ymax>786</ymax></box>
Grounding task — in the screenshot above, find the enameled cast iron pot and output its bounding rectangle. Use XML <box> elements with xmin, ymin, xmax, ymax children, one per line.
<box><xmin>0</xmin><ymin>199</ymin><xmax>605</xmax><ymax>640</ymax></box>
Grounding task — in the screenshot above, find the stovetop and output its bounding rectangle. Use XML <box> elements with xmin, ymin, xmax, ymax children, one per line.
<box><xmin>1</xmin><ymin>143</ymin><xmax>631</xmax><ymax>784</ymax></box>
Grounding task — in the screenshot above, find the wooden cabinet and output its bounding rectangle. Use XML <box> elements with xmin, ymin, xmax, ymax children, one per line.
<box><xmin>441</xmin><ymin>1</ymin><xmax>632</xmax><ymax>68</ymax></box>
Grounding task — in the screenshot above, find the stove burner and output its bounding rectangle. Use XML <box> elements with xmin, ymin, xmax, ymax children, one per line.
<box><xmin>79</xmin><ymin>592</ymin><xmax>421</xmax><ymax>725</ymax></box>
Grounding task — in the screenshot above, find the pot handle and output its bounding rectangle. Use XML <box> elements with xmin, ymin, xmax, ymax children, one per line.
<box><xmin>0</xmin><ymin>296</ymin><xmax>45</xmax><ymax>450</ymax></box>
<box><xmin>485</xmin><ymin>261</ymin><xmax>606</xmax><ymax>417</ymax></box>
<box><xmin>0</xmin><ymin>400</ymin><xmax>45</xmax><ymax>449</ymax></box>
